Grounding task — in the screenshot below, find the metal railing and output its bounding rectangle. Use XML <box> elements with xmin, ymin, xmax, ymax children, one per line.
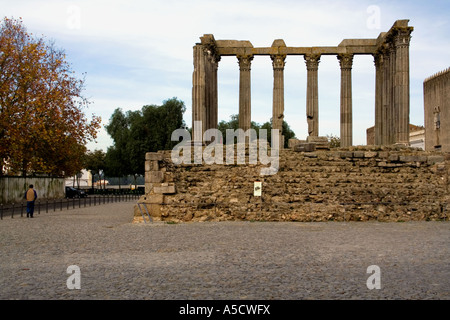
<box><xmin>1</xmin><ymin>194</ymin><xmax>141</xmax><ymax>220</ymax></box>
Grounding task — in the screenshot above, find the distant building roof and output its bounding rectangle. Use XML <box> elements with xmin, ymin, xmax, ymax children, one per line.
<box><xmin>409</xmin><ymin>124</ymin><xmax>424</xmax><ymax>132</ymax></box>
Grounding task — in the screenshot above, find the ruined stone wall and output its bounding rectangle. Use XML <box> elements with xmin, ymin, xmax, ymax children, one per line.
<box><xmin>135</xmin><ymin>145</ymin><xmax>449</xmax><ymax>223</ymax></box>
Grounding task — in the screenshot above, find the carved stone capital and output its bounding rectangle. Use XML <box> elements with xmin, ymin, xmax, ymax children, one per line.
<box><xmin>337</xmin><ymin>53</ymin><xmax>353</xmax><ymax>70</ymax></box>
<box><xmin>271</xmin><ymin>54</ymin><xmax>286</xmax><ymax>70</ymax></box>
<box><xmin>203</xmin><ymin>44</ymin><xmax>221</xmax><ymax>64</ymax></box>
<box><xmin>388</xmin><ymin>41</ymin><xmax>396</xmax><ymax>54</ymax></box>
<box><xmin>304</xmin><ymin>54</ymin><xmax>321</xmax><ymax>71</ymax></box>
<box><xmin>378</xmin><ymin>43</ymin><xmax>390</xmax><ymax>61</ymax></box>
<box><xmin>394</xmin><ymin>28</ymin><xmax>412</xmax><ymax>48</ymax></box>
<box><xmin>237</xmin><ymin>54</ymin><xmax>254</xmax><ymax>72</ymax></box>
<box><xmin>373</xmin><ymin>51</ymin><xmax>384</xmax><ymax>68</ymax></box>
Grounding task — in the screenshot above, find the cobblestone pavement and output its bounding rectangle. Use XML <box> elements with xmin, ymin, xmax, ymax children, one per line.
<box><xmin>0</xmin><ymin>202</ymin><xmax>449</xmax><ymax>300</ymax></box>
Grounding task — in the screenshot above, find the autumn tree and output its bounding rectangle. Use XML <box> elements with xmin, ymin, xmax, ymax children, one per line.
<box><xmin>0</xmin><ymin>17</ymin><xmax>101</xmax><ymax>176</ymax></box>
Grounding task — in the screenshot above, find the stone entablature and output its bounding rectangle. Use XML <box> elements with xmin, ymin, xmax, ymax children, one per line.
<box><xmin>192</xmin><ymin>20</ymin><xmax>413</xmax><ymax>148</ymax></box>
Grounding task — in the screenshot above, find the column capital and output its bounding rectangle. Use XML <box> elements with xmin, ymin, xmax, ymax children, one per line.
<box><xmin>337</xmin><ymin>53</ymin><xmax>353</xmax><ymax>70</ymax></box>
<box><xmin>203</xmin><ymin>44</ymin><xmax>221</xmax><ymax>64</ymax></box>
<box><xmin>373</xmin><ymin>51</ymin><xmax>384</xmax><ymax>68</ymax></box>
<box><xmin>304</xmin><ymin>54</ymin><xmax>321</xmax><ymax>71</ymax></box>
<box><xmin>393</xmin><ymin>28</ymin><xmax>412</xmax><ymax>48</ymax></box>
<box><xmin>271</xmin><ymin>54</ymin><xmax>286</xmax><ymax>70</ymax></box>
<box><xmin>237</xmin><ymin>54</ymin><xmax>254</xmax><ymax>72</ymax></box>
<box><xmin>382</xmin><ymin>40</ymin><xmax>396</xmax><ymax>56</ymax></box>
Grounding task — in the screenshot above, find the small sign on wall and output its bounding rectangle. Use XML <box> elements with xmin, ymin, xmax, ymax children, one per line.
<box><xmin>254</xmin><ymin>181</ymin><xmax>262</xmax><ymax>197</ymax></box>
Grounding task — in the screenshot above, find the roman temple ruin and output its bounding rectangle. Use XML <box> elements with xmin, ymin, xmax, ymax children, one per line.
<box><xmin>192</xmin><ymin>20</ymin><xmax>413</xmax><ymax>147</ymax></box>
<box><xmin>135</xmin><ymin>20</ymin><xmax>450</xmax><ymax>223</ymax></box>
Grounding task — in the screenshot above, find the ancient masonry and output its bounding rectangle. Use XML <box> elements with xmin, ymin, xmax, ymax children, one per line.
<box><xmin>424</xmin><ymin>67</ymin><xmax>450</xmax><ymax>152</ymax></box>
<box><xmin>135</xmin><ymin>20</ymin><xmax>450</xmax><ymax>223</ymax></box>
<box><xmin>135</xmin><ymin>145</ymin><xmax>449</xmax><ymax>223</ymax></box>
<box><xmin>192</xmin><ymin>20</ymin><xmax>413</xmax><ymax>147</ymax></box>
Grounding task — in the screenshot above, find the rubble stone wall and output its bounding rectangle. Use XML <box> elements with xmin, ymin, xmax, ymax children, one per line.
<box><xmin>135</xmin><ymin>145</ymin><xmax>449</xmax><ymax>223</ymax></box>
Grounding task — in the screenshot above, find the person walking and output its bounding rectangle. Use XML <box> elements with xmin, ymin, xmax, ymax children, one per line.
<box><xmin>24</xmin><ymin>184</ymin><xmax>38</xmax><ymax>218</ymax></box>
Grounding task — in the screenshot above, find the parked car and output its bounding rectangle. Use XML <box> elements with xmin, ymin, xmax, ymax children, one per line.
<box><xmin>65</xmin><ymin>187</ymin><xmax>87</xmax><ymax>198</ymax></box>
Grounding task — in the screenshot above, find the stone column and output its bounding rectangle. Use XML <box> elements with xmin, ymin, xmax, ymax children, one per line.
<box><xmin>192</xmin><ymin>44</ymin><xmax>206</xmax><ymax>143</ymax></box>
<box><xmin>206</xmin><ymin>51</ymin><xmax>220</xmax><ymax>134</ymax></box>
<box><xmin>373</xmin><ymin>52</ymin><xmax>383</xmax><ymax>145</ymax></box>
<box><xmin>304</xmin><ymin>54</ymin><xmax>321</xmax><ymax>137</ymax></box>
<box><xmin>271</xmin><ymin>54</ymin><xmax>286</xmax><ymax>147</ymax></box>
<box><xmin>237</xmin><ymin>54</ymin><xmax>253</xmax><ymax>131</ymax></box>
<box><xmin>204</xmin><ymin>51</ymin><xmax>212</xmax><ymax>132</ymax></box>
<box><xmin>337</xmin><ymin>54</ymin><xmax>353</xmax><ymax>147</ymax></box>
<box><xmin>394</xmin><ymin>27</ymin><xmax>412</xmax><ymax>145</ymax></box>
<box><xmin>211</xmin><ymin>56</ymin><xmax>219</xmax><ymax>131</ymax></box>
<box><xmin>388</xmin><ymin>42</ymin><xmax>396</xmax><ymax>145</ymax></box>
<box><xmin>381</xmin><ymin>45</ymin><xmax>390</xmax><ymax>145</ymax></box>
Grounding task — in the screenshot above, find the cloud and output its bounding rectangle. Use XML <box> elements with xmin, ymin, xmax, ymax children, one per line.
<box><xmin>2</xmin><ymin>0</ymin><xmax>449</xmax><ymax>151</ymax></box>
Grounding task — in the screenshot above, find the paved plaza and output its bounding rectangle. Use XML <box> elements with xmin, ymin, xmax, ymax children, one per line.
<box><xmin>0</xmin><ymin>202</ymin><xmax>448</xmax><ymax>300</ymax></box>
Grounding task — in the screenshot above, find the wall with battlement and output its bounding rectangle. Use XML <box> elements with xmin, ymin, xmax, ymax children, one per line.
<box><xmin>424</xmin><ymin>67</ymin><xmax>450</xmax><ymax>152</ymax></box>
<box><xmin>135</xmin><ymin>145</ymin><xmax>449</xmax><ymax>223</ymax></box>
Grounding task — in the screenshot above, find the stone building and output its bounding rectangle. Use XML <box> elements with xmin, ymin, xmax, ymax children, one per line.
<box><xmin>367</xmin><ymin>124</ymin><xmax>425</xmax><ymax>149</ymax></box>
<box><xmin>409</xmin><ymin>127</ymin><xmax>425</xmax><ymax>150</ymax></box>
<box><xmin>424</xmin><ymin>67</ymin><xmax>450</xmax><ymax>152</ymax></box>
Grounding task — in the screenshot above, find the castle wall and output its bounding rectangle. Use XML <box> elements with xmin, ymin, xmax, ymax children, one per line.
<box><xmin>424</xmin><ymin>67</ymin><xmax>450</xmax><ymax>152</ymax></box>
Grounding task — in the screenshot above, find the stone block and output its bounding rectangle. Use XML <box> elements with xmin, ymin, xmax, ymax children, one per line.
<box><xmin>388</xmin><ymin>154</ymin><xmax>399</xmax><ymax>162</ymax></box>
<box><xmin>145</xmin><ymin>183</ymin><xmax>154</xmax><ymax>194</ymax></box>
<box><xmin>306</xmin><ymin>136</ymin><xmax>330</xmax><ymax>149</ymax></box>
<box><xmin>364</xmin><ymin>151</ymin><xmax>378</xmax><ymax>158</ymax></box>
<box><xmin>306</xmin><ymin>136</ymin><xmax>328</xmax><ymax>143</ymax></box>
<box><xmin>399</xmin><ymin>155</ymin><xmax>427</xmax><ymax>163</ymax></box>
<box><xmin>146</xmin><ymin>194</ymin><xmax>165</xmax><ymax>204</ymax></box>
<box><xmin>294</xmin><ymin>143</ymin><xmax>316</xmax><ymax>152</ymax></box>
<box><xmin>145</xmin><ymin>152</ymin><xmax>164</xmax><ymax>161</ymax></box>
<box><xmin>304</xmin><ymin>153</ymin><xmax>318</xmax><ymax>158</ymax></box>
<box><xmin>135</xmin><ymin>203</ymin><xmax>161</xmax><ymax>219</ymax></box>
<box><xmin>145</xmin><ymin>171</ymin><xmax>164</xmax><ymax>183</ymax></box>
<box><xmin>339</xmin><ymin>151</ymin><xmax>353</xmax><ymax>158</ymax></box>
<box><xmin>138</xmin><ymin>194</ymin><xmax>164</xmax><ymax>204</ymax></box>
<box><xmin>353</xmin><ymin>151</ymin><xmax>365</xmax><ymax>158</ymax></box>
<box><xmin>378</xmin><ymin>151</ymin><xmax>389</xmax><ymax>159</ymax></box>
<box><xmin>153</xmin><ymin>184</ymin><xmax>176</xmax><ymax>194</ymax></box>
<box><xmin>145</xmin><ymin>160</ymin><xmax>159</xmax><ymax>172</ymax></box>
<box><xmin>427</xmin><ymin>155</ymin><xmax>445</xmax><ymax>165</ymax></box>
<box><xmin>416</xmin><ymin>156</ymin><xmax>428</xmax><ymax>163</ymax></box>
<box><xmin>288</xmin><ymin>139</ymin><xmax>304</xmax><ymax>149</ymax></box>
<box><xmin>399</xmin><ymin>155</ymin><xmax>411</xmax><ymax>162</ymax></box>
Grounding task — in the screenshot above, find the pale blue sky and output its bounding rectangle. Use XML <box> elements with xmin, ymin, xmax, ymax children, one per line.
<box><xmin>2</xmin><ymin>0</ymin><xmax>449</xmax><ymax>150</ymax></box>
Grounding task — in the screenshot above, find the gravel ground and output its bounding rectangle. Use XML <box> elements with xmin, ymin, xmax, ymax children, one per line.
<box><xmin>0</xmin><ymin>202</ymin><xmax>449</xmax><ymax>300</ymax></box>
